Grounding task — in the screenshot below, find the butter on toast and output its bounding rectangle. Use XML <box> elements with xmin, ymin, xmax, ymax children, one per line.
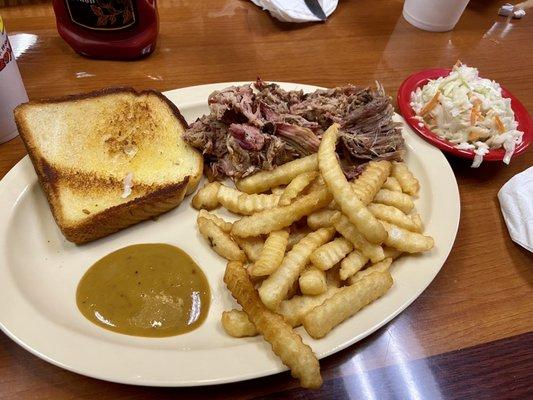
<box><xmin>14</xmin><ymin>88</ymin><xmax>203</xmax><ymax>244</ymax></box>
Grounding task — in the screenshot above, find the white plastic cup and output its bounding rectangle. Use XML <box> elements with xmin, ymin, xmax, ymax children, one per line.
<box><xmin>403</xmin><ymin>0</ymin><xmax>470</xmax><ymax>32</ymax></box>
<box><xmin>0</xmin><ymin>15</ymin><xmax>28</xmax><ymax>144</ymax></box>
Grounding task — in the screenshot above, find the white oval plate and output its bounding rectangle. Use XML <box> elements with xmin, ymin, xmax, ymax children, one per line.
<box><xmin>0</xmin><ymin>82</ymin><xmax>459</xmax><ymax>386</ymax></box>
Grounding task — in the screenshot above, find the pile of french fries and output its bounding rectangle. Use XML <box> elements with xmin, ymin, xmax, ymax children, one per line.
<box><xmin>193</xmin><ymin>124</ymin><xmax>434</xmax><ymax>389</ymax></box>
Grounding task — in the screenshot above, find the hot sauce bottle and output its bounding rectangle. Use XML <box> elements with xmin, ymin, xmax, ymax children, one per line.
<box><xmin>52</xmin><ymin>0</ymin><xmax>159</xmax><ymax>59</ymax></box>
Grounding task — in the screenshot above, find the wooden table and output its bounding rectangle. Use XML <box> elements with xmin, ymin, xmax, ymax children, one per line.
<box><xmin>1</xmin><ymin>0</ymin><xmax>532</xmax><ymax>398</ymax></box>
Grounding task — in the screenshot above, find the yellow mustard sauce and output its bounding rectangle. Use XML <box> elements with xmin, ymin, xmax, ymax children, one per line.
<box><xmin>76</xmin><ymin>243</ymin><xmax>210</xmax><ymax>337</ymax></box>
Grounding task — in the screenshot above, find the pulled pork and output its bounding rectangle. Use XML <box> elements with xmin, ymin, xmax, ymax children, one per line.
<box><xmin>184</xmin><ymin>79</ymin><xmax>404</xmax><ymax>180</ymax></box>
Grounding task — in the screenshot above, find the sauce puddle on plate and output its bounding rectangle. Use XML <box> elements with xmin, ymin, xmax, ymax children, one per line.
<box><xmin>77</xmin><ymin>243</ymin><xmax>210</xmax><ymax>337</ymax></box>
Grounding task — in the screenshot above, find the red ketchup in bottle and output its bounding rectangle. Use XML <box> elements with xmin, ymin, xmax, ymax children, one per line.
<box><xmin>52</xmin><ymin>0</ymin><xmax>159</xmax><ymax>59</ymax></box>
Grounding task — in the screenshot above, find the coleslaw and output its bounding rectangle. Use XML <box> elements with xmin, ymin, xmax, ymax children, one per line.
<box><xmin>410</xmin><ymin>62</ymin><xmax>523</xmax><ymax>167</ymax></box>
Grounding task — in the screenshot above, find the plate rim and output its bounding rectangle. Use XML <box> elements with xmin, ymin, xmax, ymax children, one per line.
<box><xmin>0</xmin><ymin>82</ymin><xmax>461</xmax><ymax>387</ymax></box>
<box><xmin>397</xmin><ymin>68</ymin><xmax>532</xmax><ymax>161</ymax></box>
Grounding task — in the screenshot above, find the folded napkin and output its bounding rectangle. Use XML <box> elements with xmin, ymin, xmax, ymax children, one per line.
<box><xmin>498</xmin><ymin>167</ymin><xmax>533</xmax><ymax>252</ymax></box>
<box><xmin>251</xmin><ymin>0</ymin><xmax>338</xmax><ymax>22</ymax></box>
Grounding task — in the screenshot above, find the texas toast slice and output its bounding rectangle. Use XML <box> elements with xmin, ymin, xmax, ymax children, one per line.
<box><xmin>14</xmin><ymin>87</ymin><xmax>203</xmax><ymax>244</ymax></box>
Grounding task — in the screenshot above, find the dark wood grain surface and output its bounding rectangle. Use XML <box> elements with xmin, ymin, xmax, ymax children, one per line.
<box><xmin>0</xmin><ymin>0</ymin><xmax>532</xmax><ymax>398</ymax></box>
<box><xmin>264</xmin><ymin>332</ymin><xmax>533</xmax><ymax>400</ymax></box>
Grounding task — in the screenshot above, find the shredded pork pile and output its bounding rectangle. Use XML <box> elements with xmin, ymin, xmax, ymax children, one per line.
<box><xmin>184</xmin><ymin>79</ymin><xmax>404</xmax><ymax>180</ymax></box>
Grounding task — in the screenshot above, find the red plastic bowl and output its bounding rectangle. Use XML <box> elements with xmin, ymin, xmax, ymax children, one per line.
<box><xmin>397</xmin><ymin>68</ymin><xmax>532</xmax><ymax>161</ymax></box>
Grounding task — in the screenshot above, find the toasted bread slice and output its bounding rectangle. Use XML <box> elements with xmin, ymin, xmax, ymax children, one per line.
<box><xmin>15</xmin><ymin>88</ymin><xmax>203</xmax><ymax>244</ymax></box>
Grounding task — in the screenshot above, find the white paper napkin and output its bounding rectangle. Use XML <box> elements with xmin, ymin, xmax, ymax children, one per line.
<box><xmin>251</xmin><ymin>0</ymin><xmax>338</xmax><ymax>23</ymax></box>
<box><xmin>498</xmin><ymin>167</ymin><xmax>533</xmax><ymax>253</ymax></box>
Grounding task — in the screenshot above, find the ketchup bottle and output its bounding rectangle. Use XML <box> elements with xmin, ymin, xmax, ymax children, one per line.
<box><xmin>52</xmin><ymin>0</ymin><xmax>159</xmax><ymax>60</ymax></box>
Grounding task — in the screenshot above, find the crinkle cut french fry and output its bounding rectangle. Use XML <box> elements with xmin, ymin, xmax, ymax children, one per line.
<box><xmin>334</xmin><ymin>213</ymin><xmax>385</xmax><ymax>263</ymax></box>
<box><xmin>287</xmin><ymin>227</ymin><xmax>312</xmax><ymax>250</ymax></box>
<box><xmin>367</xmin><ymin>203</ymin><xmax>421</xmax><ymax>232</ymax></box>
<box><xmin>318</xmin><ymin>124</ymin><xmax>386</xmax><ymax>244</ymax></box>
<box><xmin>325</xmin><ymin>265</ymin><xmax>342</xmax><ymax>288</ymax></box>
<box><xmin>235</xmin><ymin>189</ymin><xmax>279</xmax><ymax>215</ymax></box>
<box><xmin>231</xmin><ymin>186</ymin><xmax>332</xmax><ymax>237</ymax></box>
<box><xmin>221</xmin><ymin>310</ymin><xmax>258</xmax><ymax>337</ymax></box>
<box><xmin>347</xmin><ymin>258</ymin><xmax>393</xmax><ymax>285</ymax></box>
<box><xmin>197</xmin><ymin>217</ymin><xmax>245</xmax><ymax>261</ymax></box>
<box><xmin>198</xmin><ymin>209</ymin><xmax>232</xmax><ymax>232</ymax></box>
<box><xmin>373</xmin><ymin>189</ymin><xmax>414</xmax><ymax>214</ymax></box>
<box><xmin>351</xmin><ymin>161</ymin><xmax>392</xmax><ymax>205</ymax></box>
<box><xmin>392</xmin><ymin>161</ymin><xmax>420</xmax><ymax>196</ymax></box>
<box><xmin>218</xmin><ymin>185</ymin><xmax>280</xmax><ymax>215</ymax></box>
<box><xmin>310</xmin><ymin>237</ymin><xmax>353</xmax><ymax>271</ymax></box>
<box><xmin>299</xmin><ymin>266</ymin><xmax>327</xmax><ymax>295</ymax></box>
<box><xmin>306</xmin><ymin>175</ymin><xmax>326</xmax><ymax>194</ymax></box>
<box><xmin>278</xmin><ymin>171</ymin><xmax>318</xmax><ymax>206</ymax></box>
<box><xmin>216</xmin><ymin>185</ymin><xmax>241</xmax><ymax>213</ymax></box>
<box><xmin>382</xmin><ymin>177</ymin><xmax>402</xmax><ymax>192</ymax></box>
<box><xmin>303</xmin><ymin>271</ymin><xmax>393</xmax><ymax>339</ymax></box>
<box><xmin>249</xmin><ymin>230</ymin><xmax>289</xmax><ymax>276</ymax></box>
<box><xmin>224</xmin><ymin>261</ymin><xmax>322</xmax><ymax>389</ymax></box>
<box><xmin>380</xmin><ymin>221</ymin><xmax>434</xmax><ymax>253</ymax></box>
<box><xmin>258</xmin><ymin>227</ymin><xmax>335</xmax><ymax>310</ymax></box>
<box><xmin>236</xmin><ymin>154</ymin><xmax>318</xmax><ymax>194</ymax></box>
<box><xmin>411</xmin><ymin>214</ymin><xmax>423</xmax><ymax>233</ymax></box>
<box><xmin>192</xmin><ymin>181</ymin><xmax>221</xmax><ymax>210</ymax></box>
<box><xmin>339</xmin><ymin>249</ymin><xmax>369</xmax><ymax>281</ymax></box>
<box><xmin>271</xmin><ymin>186</ymin><xmax>285</xmax><ymax>196</ymax></box>
<box><xmin>235</xmin><ymin>236</ymin><xmax>264</xmax><ymax>262</ymax></box>
<box><xmin>307</xmin><ymin>209</ymin><xmax>340</xmax><ymax>230</ymax></box>
<box><xmin>383</xmin><ymin>247</ymin><xmax>403</xmax><ymax>260</ymax></box>
<box><xmin>287</xmin><ymin>279</ymin><xmax>300</xmax><ymax>299</ymax></box>
<box><xmin>278</xmin><ymin>286</ymin><xmax>341</xmax><ymax>327</ymax></box>
<box><xmin>247</xmin><ymin>264</ymin><xmax>266</xmax><ymax>286</ymax></box>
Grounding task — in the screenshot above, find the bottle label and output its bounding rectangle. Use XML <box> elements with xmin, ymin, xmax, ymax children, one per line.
<box><xmin>0</xmin><ymin>16</ymin><xmax>14</xmax><ymax>73</ymax></box>
<box><xmin>0</xmin><ymin>16</ymin><xmax>29</xmax><ymax>143</ymax></box>
<box><xmin>64</xmin><ymin>0</ymin><xmax>137</xmax><ymax>31</ymax></box>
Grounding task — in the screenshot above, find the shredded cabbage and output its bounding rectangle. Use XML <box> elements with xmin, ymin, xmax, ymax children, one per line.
<box><xmin>410</xmin><ymin>63</ymin><xmax>523</xmax><ymax>167</ymax></box>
